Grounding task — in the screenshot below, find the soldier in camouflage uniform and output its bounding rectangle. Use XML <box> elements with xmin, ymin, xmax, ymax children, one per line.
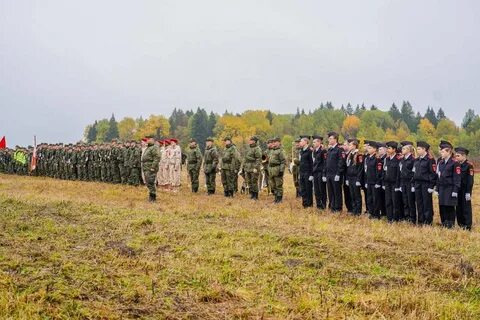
<box><xmin>186</xmin><ymin>138</ymin><xmax>202</xmax><ymax>193</ymax></box>
<box><xmin>203</xmin><ymin>137</ymin><xmax>219</xmax><ymax>195</ymax></box>
<box><xmin>141</xmin><ymin>136</ymin><xmax>160</xmax><ymax>202</ymax></box>
<box><xmin>244</xmin><ymin>136</ymin><xmax>262</xmax><ymax>200</ymax></box>
<box><xmin>268</xmin><ymin>137</ymin><xmax>286</xmax><ymax>203</ymax></box>
<box><xmin>220</xmin><ymin>137</ymin><xmax>237</xmax><ymax>197</ymax></box>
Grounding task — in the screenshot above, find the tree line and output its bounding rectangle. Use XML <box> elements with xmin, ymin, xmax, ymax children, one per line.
<box><xmin>83</xmin><ymin>101</ymin><xmax>480</xmax><ymax>157</ymax></box>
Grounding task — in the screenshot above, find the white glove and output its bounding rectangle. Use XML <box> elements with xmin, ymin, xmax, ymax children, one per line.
<box><xmin>365</xmin><ymin>184</ymin><xmax>368</xmax><ymax>189</ymax></box>
<box><xmin>322</xmin><ymin>177</ymin><xmax>327</xmax><ymax>182</ymax></box>
<box><xmin>395</xmin><ymin>188</ymin><xmax>401</xmax><ymax>192</ymax></box>
<box><xmin>434</xmin><ymin>191</ymin><xmax>439</xmax><ymax>196</ymax></box>
<box><xmin>382</xmin><ymin>186</ymin><xmax>385</xmax><ymax>190</ymax></box>
<box><xmin>345</xmin><ymin>180</ymin><xmax>349</xmax><ymax>186</ymax></box>
<box><xmin>334</xmin><ymin>175</ymin><xmax>340</xmax><ymax>182</ymax></box>
<box><xmin>427</xmin><ymin>188</ymin><xmax>434</xmax><ymax>194</ymax></box>
<box><xmin>253</xmin><ymin>168</ymin><xmax>257</xmax><ymax>173</ymax></box>
<box><xmin>308</xmin><ymin>176</ymin><xmax>314</xmax><ymax>181</ymax></box>
<box><xmin>452</xmin><ymin>192</ymin><xmax>458</xmax><ymax>198</ymax></box>
<box><xmin>237</xmin><ymin>171</ymin><xmax>242</xmax><ymax>176</ymax></box>
<box><xmin>411</xmin><ymin>187</ymin><xmax>415</xmax><ymax>192</ymax></box>
<box><xmin>375</xmin><ymin>184</ymin><xmax>381</xmax><ymax>189</ymax></box>
<box><xmin>466</xmin><ymin>193</ymin><xmax>471</xmax><ymax>201</ymax></box>
<box><xmin>356</xmin><ymin>181</ymin><xmax>361</xmax><ymax>187</ymax></box>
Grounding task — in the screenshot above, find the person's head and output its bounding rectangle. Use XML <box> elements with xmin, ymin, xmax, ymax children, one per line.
<box><xmin>439</xmin><ymin>141</ymin><xmax>453</xmax><ymax>159</ymax></box>
<box><xmin>416</xmin><ymin>141</ymin><xmax>430</xmax><ymax>157</ymax></box>
<box><xmin>327</xmin><ymin>132</ymin><xmax>338</xmax><ymax>146</ymax></box>
<box><xmin>312</xmin><ymin>136</ymin><xmax>323</xmax><ymax>149</ymax></box>
<box><xmin>299</xmin><ymin>137</ymin><xmax>309</xmax><ymax>148</ymax></box>
<box><xmin>224</xmin><ymin>137</ymin><xmax>232</xmax><ymax>146</ymax></box>
<box><xmin>294</xmin><ymin>139</ymin><xmax>301</xmax><ymax>148</ymax></box>
<box><xmin>189</xmin><ymin>138</ymin><xmax>197</xmax><ymax>148</ymax></box>
<box><xmin>386</xmin><ymin>141</ymin><xmax>398</xmax><ymax>156</ymax></box>
<box><xmin>274</xmin><ymin>138</ymin><xmax>281</xmax><ymax>148</ymax></box>
<box><xmin>249</xmin><ymin>136</ymin><xmax>258</xmax><ymax>146</ymax></box>
<box><xmin>455</xmin><ymin>147</ymin><xmax>469</xmax><ymax>163</ymax></box>
<box><xmin>367</xmin><ymin>142</ymin><xmax>378</xmax><ymax>155</ymax></box>
<box><xmin>377</xmin><ymin>143</ymin><xmax>387</xmax><ymax>156</ymax></box>
<box><xmin>402</xmin><ymin>144</ymin><xmax>414</xmax><ymax>156</ymax></box>
<box><xmin>170</xmin><ymin>138</ymin><xmax>177</xmax><ymax>146</ymax></box>
<box><xmin>145</xmin><ymin>136</ymin><xmax>154</xmax><ymax>145</ymax></box>
<box><xmin>348</xmin><ymin>138</ymin><xmax>359</xmax><ymax>152</ymax></box>
<box><xmin>206</xmin><ymin>138</ymin><xmax>214</xmax><ymax>147</ymax></box>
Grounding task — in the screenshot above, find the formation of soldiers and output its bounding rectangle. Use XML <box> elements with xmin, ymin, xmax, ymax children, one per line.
<box><xmin>1</xmin><ymin>133</ymin><xmax>475</xmax><ymax>230</ymax></box>
<box><xmin>291</xmin><ymin>132</ymin><xmax>475</xmax><ymax>230</ymax></box>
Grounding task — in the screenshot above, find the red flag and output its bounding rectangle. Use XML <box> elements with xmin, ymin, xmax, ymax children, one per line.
<box><xmin>30</xmin><ymin>136</ymin><xmax>37</xmax><ymax>171</ymax></box>
<box><xmin>0</xmin><ymin>136</ymin><xmax>5</xmax><ymax>149</ymax></box>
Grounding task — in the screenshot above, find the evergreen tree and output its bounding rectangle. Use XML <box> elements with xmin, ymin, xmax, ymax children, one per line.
<box><xmin>189</xmin><ymin>108</ymin><xmax>209</xmax><ymax>151</ymax></box>
<box><xmin>265</xmin><ymin>110</ymin><xmax>274</xmax><ymax>125</ymax></box>
<box><xmin>346</xmin><ymin>103</ymin><xmax>353</xmax><ymax>115</ymax></box>
<box><xmin>86</xmin><ymin>121</ymin><xmax>98</xmax><ymax>143</ymax></box>
<box><xmin>360</xmin><ymin>103</ymin><xmax>366</xmax><ymax>111</ymax></box>
<box><xmin>388</xmin><ymin>103</ymin><xmax>402</xmax><ymax>122</ymax></box>
<box><xmin>370</xmin><ymin>104</ymin><xmax>378</xmax><ymax>111</ymax></box>
<box><xmin>354</xmin><ymin>104</ymin><xmax>361</xmax><ymax>115</ymax></box>
<box><xmin>462</xmin><ymin>109</ymin><xmax>478</xmax><ymax>129</ymax></box>
<box><xmin>424</xmin><ymin>106</ymin><xmax>438</xmax><ymax>127</ymax></box>
<box><xmin>436</xmin><ymin>108</ymin><xmax>446</xmax><ymax>121</ymax></box>
<box><xmin>207</xmin><ymin>111</ymin><xmax>217</xmax><ymax>137</ymax></box>
<box><xmin>105</xmin><ymin>114</ymin><xmax>119</xmax><ymax>141</ymax></box>
<box><xmin>401</xmin><ymin>101</ymin><xmax>417</xmax><ymax>132</ymax></box>
<box><xmin>295</xmin><ymin>107</ymin><xmax>301</xmax><ymax>119</ymax></box>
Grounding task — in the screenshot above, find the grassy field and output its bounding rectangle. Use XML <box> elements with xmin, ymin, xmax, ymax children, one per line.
<box><xmin>0</xmin><ymin>173</ymin><xmax>479</xmax><ymax>319</ymax></box>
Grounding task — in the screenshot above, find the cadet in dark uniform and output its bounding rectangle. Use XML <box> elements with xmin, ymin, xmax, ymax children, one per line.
<box><xmin>345</xmin><ymin>138</ymin><xmax>363</xmax><ymax>215</ymax></box>
<box><xmin>454</xmin><ymin>147</ymin><xmax>474</xmax><ymax>230</ymax></box>
<box><xmin>436</xmin><ymin>141</ymin><xmax>461</xmax><ymax>228</ymax></box>
<box><xmin>324</xmin><ymin>132</ymin><xmax>345</xmax><ymax>212</ymax></box>
<box><xmin>312</xmin><ymin>135</ymin><xmax>327</xmax><ymax>209</ymax></box>
<box><xmin>364</xmin><ymin>141</ymin><xmax>380</xmax><ymax>218</ymax></box>
<box><xmin>298</xmin><ymin>136</ymin><xmax>313</xmax><ymax>208</ymax></box>
<box><xmin>383</xmin><ymin>141</ymin><xmax>402</xmax><ymax>222</ymax></box>
<box><xmin>341</xmin><ymin>140</ymin><xmax>353</xmax><ymax>213</ymax></box>
<box><xmin>412</xmin><ymin>141</ymin><xmax>438</xmax><ymax>225</ymax></box>
<box><xmin>376</xmin><ymin>142</ymin><xmax>387</xmax><ymax>218</ymax></box>
<box><xmin>399</xmin><ymin>141</ymin><xmax>417</xmax><ymax>224</ymax></box>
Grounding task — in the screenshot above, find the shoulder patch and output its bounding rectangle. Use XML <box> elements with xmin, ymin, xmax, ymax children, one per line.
<box><xmin>341</xmin><ymin>152</ymin><xmax>346</xmax><ymax>159</ymax></box>
<box><xmin>377</xmin><ymin>162</ymin><xmax>382</xmax><ymax>171</ymax></box>
<box><xmin>358</xmin><ymin>154</ymin><xmax>363</xmax><ymax>162</ymax></box>
<box><xmin>456</xmin><ymin>166</ymin><xmax>461</xmax><ymax>175</ymax></box>
<box><xmin>432</xmin><ymin>163</ymin><xmax>437</xmax><ymax>172</ymax></box>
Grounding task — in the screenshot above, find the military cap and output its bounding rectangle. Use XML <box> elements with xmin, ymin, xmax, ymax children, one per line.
<box><xmin>164</xmin><ymin>139</ymin><xmax>171</xmax><ymax>145</ymax></box>
<box><xmin>454</xmin><ymin>147</ymin><xmax>469</xmax><ymax>155</ymax></box>
<box><xmin>439</xmin><ymin>140</ymin><xmax>453</xmax><ymax>149</ymax></box>
<box><xmin>206</xmin><ymin>137</ymin><xmax>214</xmax><ymax>142</ymax></box>
<box><xmin>327</xmin><ymin>131</ymin><xmax>339</xmax><ymax>139</ymax></box>
<box><xmin>377</xmin><ymin>142</ymin><xmax>386</xmax><ymax>148</ymax></box>
<box><xmin>386</xmin><ymin>141</ymin><xmax>398</xmax><ymax>149</ymax></box>
<box><xmin>312</xmin><ymin>135</ymin><xmax>323</xmax><ymax>141</ymax></box>
<box><xmin>347</xmin><ymin>138</ymin><xmax>359</xmax><ymax>144</ymax></box>
<box><xmin>189</xmin><ymin>138</ymin><xmax>197</xmax><ymax>143</ymax></box>
<box><xmin>369</xmin><ymin>141</ymin><xmax>379</xmax><ymax>149</ymax></box>
<box><xmin>272</xmin><ymin>136</ymin><xmax>281</xmax><ymax>142</ymax></box>
<box><xmin>249</xmin><ymin>136</ymin><xmax>258</xmax><ymax>142</ymax></box>
<box><xmin>170</xmin><ymin>138</ymin><xmax>178</xmax><ymax>144</ymax></box>
<box><xmin>266</xmin><ymin>138</ymin><xmax>273</xmax><ymax>143</ymax></box>
<box><xmin>417</xmin><ymin>141</ymin><xmax>430</xmax><ymax>150</ymax></box>
<box><xmin>294</xmin><ymin>138</ymin><xmax>301</xmax><ymax>143</ymax></box>
<box><xmin>364</xmin><ymin>140</ymin><xmax>372</xmax><ymax>146</ymax></box>
<box><xmin>299</xmin><ymin>135</ymin><xmax>311</xmax><ymax>140</ymax></box>
<box><xmin>144</xmin><ymin>135</ymin><xmax>154</xmax><ymax>139</ymax></box>
<box><xmin>223</xmin><ymin>136</ymin><xmax>232</xmax><ymax>142</ymax></box>
<box><xmin>400</xmin><ymin>141</ymin><xmax>414</xmax><ymax>147</ymax></box>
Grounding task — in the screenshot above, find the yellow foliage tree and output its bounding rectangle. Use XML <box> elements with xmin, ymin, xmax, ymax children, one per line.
<box><xmin>134</xmin><ymin>115</ymin><xmax>170</xmax><ymax>140</ymax></box>
<box><xmin>118</xmin><ymin>117</ymin><xmax>136</xmax><ymax>141</ymax></box>
<box><xmin>341</xmin><ymin>115</ymin><xmax>360</xmax><ymax>138</ymax></box>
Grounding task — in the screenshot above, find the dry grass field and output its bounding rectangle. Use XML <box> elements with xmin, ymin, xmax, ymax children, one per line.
<box><xmin>0</xmin><ymin>172</ymin><xmax>479</xmax><ymax>319</ymax></box>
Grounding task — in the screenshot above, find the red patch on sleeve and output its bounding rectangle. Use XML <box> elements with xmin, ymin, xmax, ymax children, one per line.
<box><xmin>456</xmin><ymin>166</ymin><xmax>461</xmax><ymax>175</ymax></box>
<box><xmin>323</xmin><ymin>153</ymin><xmax>327</xmax><ymax>159</ymax></box>
<box><xmin>377</xmin><ymin>162</ymin><xmax>382</xmax><ymax>171</ymax></box>
<box><xmin>341</xmin><ymin>152</ymin><xmax>346</xmax><ymax>159</ymax></box>
<box><xmin>432</xmin><ymin>163</ymin><xmax>437</xmax><ymax>172</ymax></box>
<box><xmin>358</xmin><ymin>155</ymin><xmax>363</xmax><ymax>163</ymax></box>
<box><xmin>470</xmin><ymin>168</ymin><xmax>475</xmax><ymax>176</ymax></box>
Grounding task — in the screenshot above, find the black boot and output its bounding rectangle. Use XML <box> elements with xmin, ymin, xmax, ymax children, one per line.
<box><xmin>253</xmin><ymin>192</ymin><xmax>258</xmax><ymax>200</ymax></box>
<box><xmin>250</xmin><ymin>192</ymin><xmax>254</xmax><ymax>199</ymax></box>
<box><xmin>276</xmin><ymin>195</ymin><xmax>282</xmax><ymax>203</ymax></box>
<box><xmin>149</xmin><ymin>193</ymin><xmax>156</xmax><ymax>202</ymax></box>
<box><xmin>229</xmin><ymin>191</ymin><xmax>234</xmax><ymax>197</ymax></box>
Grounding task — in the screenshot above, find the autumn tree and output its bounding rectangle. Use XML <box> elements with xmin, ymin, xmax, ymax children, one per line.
<box><xmin>341</xmin><ymin>115</ymin><xmax>360</xmax><ymax>138</ymax></box>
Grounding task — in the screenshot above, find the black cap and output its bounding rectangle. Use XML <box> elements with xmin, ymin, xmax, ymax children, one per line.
<box><xmin>206</xmin><ymin>137</ymin><xmax>214</xmax><ymax>142</ymax></box>
<box><xmin>327</xmin><ymin>131</ymin><xmax>338</xmax><ymax>139</ymax></box>
<box><xmin>249</xmin><ymin>136</ymin><xmax>258</xmax><ymax>142</ymax></box>
<box><xmin>144</xmin><ymin>135</ymin><xmax>154</xmax><ymax>139</ymax></box>
<box><xmin>386</xmin><ymin>141</ymin><xmax>398</xmax><ymax>149</ymax></box>
<box><xmin>294</xmin><ymin>138</ymin><xmax>301</xmax><ymax>143</ymax></box>
<box><xmin>377</xmin><ymin>142</ymin><xmax>386</xmax><ymax>148</ymax></box>
<box><xmin>364</xmin><ymin>140</ymin><xmax>372</xmax><ymax>146</ymax></box>
<box><xmin>417</xmin><ymin>141</ymin><xmax>430</xmax><ymax>150</ymax></box>
<box><xmin>400</xmin><ymin>141</ymin><xmax>413</xmax><ymax>147</ymax></box>
<box><xmin>439</xmin><ymin>140</ymin><xmax>453</xmax><ymax>149</ymax></box>
<box><xmin>189</xmin><ymin>138</ymin><xmax>197</xmax><ymax>143</ymax></box>
<box><xmin>347</xmin><ymin>138</ymin><xmax>359</xmax><ymax>144</ymax></box>
<box><xmin>454</xmin><ymin>147</ymin><xmax>469</xmax><ymax>155</ymax></box>
<box><xmin>369</xmin><ymin>141</ymin><xmax>379</xmax><ymax>149</ymax></box>
<box><xmin>223</xmin><ymin>136</ymin><xmax>232</xmax><ymax>142</ymax></box>
<box><xmin>312</xmin><ymin>135</ymin><xmax>323</xmax><ymax>141</ymax></box>
<box><xmin>299</xmin><ymin>135</ymin><xmax>311</xmax><ymax>140</ymax></box>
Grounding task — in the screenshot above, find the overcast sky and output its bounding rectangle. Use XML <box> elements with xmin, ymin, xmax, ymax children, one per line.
<box><xmin>1</xmin><ymin>0</ymin><xmax>479</xmax><ymax>146</ymax></box>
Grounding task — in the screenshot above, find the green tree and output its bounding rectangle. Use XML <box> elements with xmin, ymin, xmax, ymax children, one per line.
<box><xmin>189</xmin><ymin>108</ymin><xmax>210</xmax><ymax>151</ymax></box>
<box><xmin>95</xmin><ymin>119</ymin><xmax>110</xmax><ymax>143</ymax></box>
<box><xmin>424</xmin><ymin>106</ymin><xmax>438</xmax><ymax>127</ymax></box>
<box><xmin>105</xmin><ymin>114</ymin><xmax>119</xmax><ymax>142</ymax></box>
<box><xmin>118</xmin><ymin>117</ymin><xmax>136</xmax><ymax>141</ymax></box>
<box><xmin>85</xmin><ymin>121</ymin><xmax>97</xmax><ymax>143</ymax></box>
<box><xmin>388</xmin><ymin>103</ymin><xmax>402</xmax><ymax>122</ymax></box>
<box><xmin>462</xmin><ymin>109</ymin><xmax>478</xmax><ymax>129</ymax></box>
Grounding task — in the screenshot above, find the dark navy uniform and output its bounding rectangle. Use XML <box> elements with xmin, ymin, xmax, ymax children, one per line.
<box><xmin>346</xmin><ymin>150</ymin><xmax>364</xmax><ymax>215</ymax></box>
<box><xmin>412</xmin><ymin>155</ymin><xmax>437</xmax><ymax>225</ymax></box>
<box><xmin>456</xmin><ymin>160</ymin><xmax>474</xmax><ymax>230</ymax></box>
<box><xmin>312</xmin><ymin>146</ymin><xmax>327</xmax><ymax>209</ymax></box>
<box><xmin>364</xmin><ymin>154</ymin><xmax>380</xmax><ymax>218</ymax></box>
<box><xmin>299</xmin><ymin>146</ymin><xmax>313</xmax><ymax>208</ymax></box>
<box><xmin>383</xmin><ymin>154</ymin><xmax>401</xmax><ymax>222</ymax></box>
<box><xmin>437</xmin><ymin>157</ymin><xmax>461</xmax><ymax>228</ymax></box>
<box><xmin>400</xmin><ymin>154</ymin><xmax>416</xmax><ymax>223</ymax></box>
<box><xmin>324</xmin><ymin>144</ymin><xmax>345</xmax><ymax>212</ymax></box>
<box><xmin>376</xmin><ymin>154</ymin><xmax>386</xmax><ymax>217</ymax></box>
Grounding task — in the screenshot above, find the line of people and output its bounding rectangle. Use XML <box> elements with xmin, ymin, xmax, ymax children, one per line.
<box><xmin>293</xmin><ymin>132</ymin><xmax>475</xmax><ymax>230</ymax></box>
